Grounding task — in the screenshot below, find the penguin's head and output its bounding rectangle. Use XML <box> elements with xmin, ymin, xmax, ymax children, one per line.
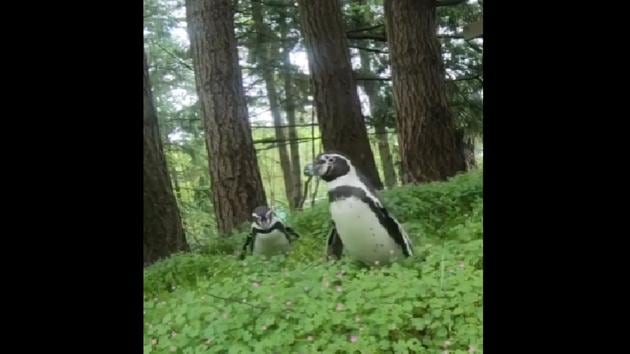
<box><xmin>252</xmin><ymin>206</ymin><xmax>275</xmax><ymax>229</ymax></box>
<box><xmin>304</xmin><ymin>152</ymin><xmax>352</xmax><ymax>182</ymax></box>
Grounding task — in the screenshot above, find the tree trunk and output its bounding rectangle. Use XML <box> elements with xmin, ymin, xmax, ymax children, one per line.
<box><xmin>251</xmin><ymin>0</ymin><xmax>294</xmax><ymax>209</ymax></box>
<box><xmin>373</xmin><ymin>121</ymin><xmax>397</xmax><ymax>188</ymax></box>
<box><xmin>279</xmin><ymin>8</ymin><xmax>303</xmax><ymax>209</ymax></box>
<box><xmin>296</xmin><ymin>0</ymin><xmax>383</xmax><ymax>190</ymax></box>
<box><xmin>464</xmin><ymin>140</ymin><xmax>477</xmax><ymax>169</ymax></box>
<box><xmin>384</xmin><ymin>0</ymin><xmax>466</xmax><ymax>183</ymax></box>
<box><xmin>144</xmin><ymin>51</ymin><xmax>189</xmax><ymax>266</ymax></box>
<box><xmin>186</xmin><ymin>0</ymin><xmax>267</xmax><ymax>235</ymax></box>
<box><xmin>458</xmin><ymin>131</ymin><xmax>477</xmax><ymax>170</ymax></box>
<box><xmin>171</xmin><ymin>167</ymin><xmax>182</xmax><ymax>200</ymax></box>
<box><xmin>357</xmin><ymin>50</ymin><xmax>397</xmax><ymax>189</ymax></box>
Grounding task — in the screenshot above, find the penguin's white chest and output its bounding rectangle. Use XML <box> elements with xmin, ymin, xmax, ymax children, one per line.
<box><xmin>253</xmin><ymin>230</ymin><xmax>291</xmax><ymax>257</ymax></box>
<box><xmin>330</xmin><ymin>197</ymin><xmax>404</xmax><ymax>264</ymax></box>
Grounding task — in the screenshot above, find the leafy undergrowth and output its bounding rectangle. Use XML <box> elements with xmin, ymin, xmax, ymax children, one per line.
<box><xmin>144</xmin><ymin>170</ymin><xmax>483</xmax><ymax>353</ymax></box>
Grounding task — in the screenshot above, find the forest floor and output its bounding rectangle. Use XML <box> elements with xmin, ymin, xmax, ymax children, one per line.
<box><xmin>144</xmin><ymin>169</ymin><xmax>483</xmax><ymax>353</ymax></box>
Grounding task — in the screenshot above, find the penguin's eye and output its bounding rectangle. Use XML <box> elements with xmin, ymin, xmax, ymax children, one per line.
<box><xmin>327</xmin><ymin>157</ymin><xmax>334</xmax><ymax>163</ymax></box>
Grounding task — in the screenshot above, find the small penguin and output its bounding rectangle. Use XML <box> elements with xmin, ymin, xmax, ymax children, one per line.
<box><xmin>304</xmin><ymin>152</ymin><xmax>414</xmax><ymax>264</ymax></box>
<box><xmin>240</xmin><ymin>206</ymin><xmax>300</xmax><ymax>259</ymax></box>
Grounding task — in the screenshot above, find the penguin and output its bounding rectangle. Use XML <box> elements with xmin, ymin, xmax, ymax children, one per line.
<box><xmin>239</xmin><ymin>206</ymin><xmax>300</xmax><ymax>259</ymax></box>
<box><xmin>304</xmin><ymin>152</ymin><xmax>414</xmax><ymax>265</ymax></box>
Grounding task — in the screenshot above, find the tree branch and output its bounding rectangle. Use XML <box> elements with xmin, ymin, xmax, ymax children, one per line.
<box><xmin>355</xmin><ymin>76</ymin><xmax>391</xmax><ymax>81</ymax></box>
<box><xmin>437</xmin><ymin>0</ymin><xmax>468</xmax><ymax>6</ymax></box>
<box><xmin>253</xmin><ymin>136</ymin><xmax>319</xmax><ymax>145</ymax></box>
<box><xmin>368</xmin><ymin>130</ymin><xmax>396</xmax><ymax>135</ymax></box>
<box><xmin>355</xmin><ymin>75</ymin><xmax>482</xmax><ymax>83</ymax></box>
<box><xmin>153</xmin><ymin>42</ymin><xmax>193</xmax><ymax>71</ymax></box>
<box><xmin>255</xmin><ymin>137</ymin><xmax>322</xmax><ymax>152</ymax></box>
<box><xmin>349</xmin><ymin>45</ymin><xmax>389</xmax><ymax>54</ymax></box>
<box><xmin>466</xmin><ymin>40</ymin><xmax>483</xmax><ymax>53</ymax></box>
<box><xmin>250</xmin><ymin>0</ymin><xmax>295</xmax><ymax>7</ymax></box>
<box><xmin>440</xmin><ymin>34</ymin><xmax>465</xmax><ymax>39</ymax></box>
<box><xmin>450</xmin><ymin>75</ymin><xmax>482</xmax><ymax>83</ymax></box>
<box><xmin>347</xmin><ymin>33</ymin><xmax>387</xmax><ymax>41</ymax></box>
<box><xmin>168</xmin><ymin>118</ymin><xmax>201</xmax><ymax>122</ymax></box>
<box><xmin>346</xmin><ymin>24</ymin><xmax>384</xmax><ymax>34</ymax></box>
<box><xmin>348</xmin><ymin>32</ymin><xmax>465</xmax><ymax>42</ymax></box>
<box><xmin>251</xmin><ymin>123</ymin><xmax>318</xmax><ymax>129</ymax></box>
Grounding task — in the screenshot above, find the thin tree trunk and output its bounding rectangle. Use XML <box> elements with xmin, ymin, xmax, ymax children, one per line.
<box><xmin>384</xmin><ymin>0</ymin><xmax>466</xmax><ymax>183</ymax></box>
<box><xmin>296</xmin><ymin>0</ymin><xmax>383</xmax><ymax>189</ymax></box>
<box><xmin>357</xmin><ymin>49</ymin><xmax>397</xmax><ymax>188</ymax></box>
<box><xmin>186</xmin><ymin>0</ymin><xmax>267</xmax><ymax>235</ymax></box>
<box><xmin>171</xmin><ymin>167</ymin><xmax>182</xmax><ymax>200</ymax></box>
<box><xmin>458</xmin><ymin>131</ymin><xmax>477</xmax><ymax>170</ymax></box>
<box><xmin>251</xmin><ymin>0</ymin><xmax>294</xmax><ymax>208</ymax></box>
<box><xmin>464</xmin><ymin>140</ymin><xmax>476</xmax><ymax>169</ymax></box>
<box><xmin>279</xmin><ymin>8</ymin><xmax>303</xmax><ymax>209</ymax></box>
<box><xmin>144</xmin><ymin>51</ymin><xmax>189</xmax><ymax>266</ymax></box>
<box><xmin>374</xmin><ymin>121</ymin><xmax>397</xmax><ymax>187</ymax></box>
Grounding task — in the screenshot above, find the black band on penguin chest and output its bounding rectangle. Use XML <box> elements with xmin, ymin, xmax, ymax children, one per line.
<box><xmin>253</xmin><ymin>222</ymin><xmax>287</xmax><ymax>235</ymax></box>
<box><xmin>328</xmin><ymin>186</ymin><xmax>411</xmax><ymax>257</ymax></box>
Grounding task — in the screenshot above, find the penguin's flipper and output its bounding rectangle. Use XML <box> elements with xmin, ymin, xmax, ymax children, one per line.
<box><xmin>326</xmin><ymin>222</ymin><xmax>343</xmax><ymax>259</ymax></box>
<box><xmin>374</xmin><ymin>206</ymin><xmax>414</xmax><ymax>257</ymax></box>
<box><xmin>239</xmin><ymin>230</ymin><xmax>255</xmax><ymax>259</ymax></box>
<box><xmin>273</xmin><ymin>222</ymin><xmax>296</xmax><ymax>243</ymax></box>
<box><xmin>285</xmin><ymin>226</ymin><xmax>300</xmax><ymax>240</ymax></box>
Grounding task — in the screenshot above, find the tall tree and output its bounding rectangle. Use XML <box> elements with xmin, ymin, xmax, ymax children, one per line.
<box><xmin>144</xmin><ymin>51</ymin><xmax>189</xmax><ymax>266</ymax></box>
<box><xmin>186</xmin><ymin>0</ymin><xmax>267</xmax><ymax>234</ymax></box>
<box><xmin>145</xmin><ymin>0</ymin><xmax>217</xmax><ymax>243</ymax></box>
<box><xmin>250</xmin><ymin>0</ymin><xmax>296</xmax><ymax>208</ymax></box>
<box><xmin>384</xmin><ymin>0</ymin><xmax>466</xmax><ymax>183</ymax></box>
<box><xmin>279</xmin><ymin>6</ymin><xmax>304</xmax><ymax>209</ymax></box>
<box><xmin>296</xmin><ymin>0</ymin><xmax>383</xmax><ymax>189</ymax></box>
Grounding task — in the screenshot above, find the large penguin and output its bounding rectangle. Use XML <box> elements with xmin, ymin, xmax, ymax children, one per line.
<box><xmin>305</xmin><ymin>152</ymin><xmax>413</xmax><ymax>264</ymax></box>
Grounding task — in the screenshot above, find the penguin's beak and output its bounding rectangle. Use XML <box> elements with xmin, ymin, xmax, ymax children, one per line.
<box><xmin>304</xmin><ymin>161</ymin><xmax>325</xmax><ymax>177</ymax></box>
<box><xmin>304</xmin><ymin>162</ymin><xmax>315</xmax><ymax>176</ymax></box>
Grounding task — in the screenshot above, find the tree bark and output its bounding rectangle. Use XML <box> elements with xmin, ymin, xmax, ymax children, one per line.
<box><xmin>296</xmin><ymin>0</ymin><xmax>383</xmax><ymax>189</ymax></box>
<box><xmin>384</xmin><ymin>0</ymin><xmax>466</xmax><ymax>183</ymax></box>
<box><xmin>458</xmin><ymin>131</ymin><xmax>477</xmax><ymax>170</ymax></box>
<box><xmin>251</xmin><ymin>0</ymin><xmax>295</xmax><ymax>209</ymax></box>
<box><xmin>463</xmin><ymin>139</ymin><xmax>477</xmax><ymax>169</ymax></box>
<box><xmin>279</xmin><ymin>8</ymin><xmax>304</xmax><ymax>209</ymax></box>
<box><xmin>186</xmin><ymin>0</ymin><xmax>267</xmax><ymax>234</ymax></box>
<box><xmin>357</xmin><ymin>49</ymin><xmax>397</xmax><ymax>189</ymax></box>
<box><xmin>144</xmin><ymin>51</ymin><xmax>189</xmax><ymax>266</ymax></box>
